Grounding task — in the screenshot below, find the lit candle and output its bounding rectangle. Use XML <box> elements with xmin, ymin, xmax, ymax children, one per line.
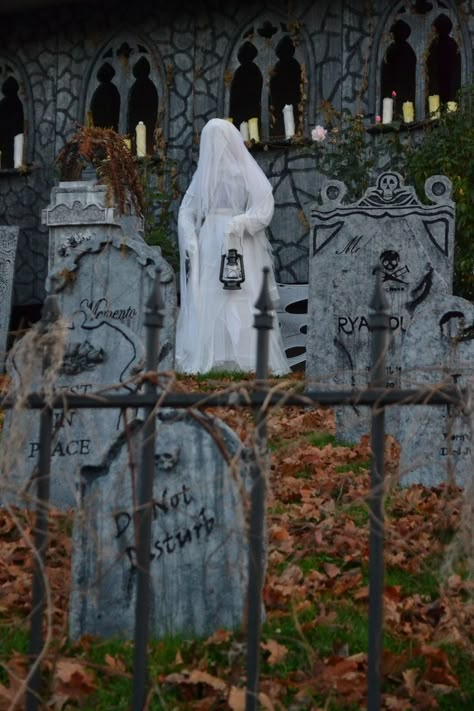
<box><xmin>402</xmin><ymin>102</ymin><xmax>414</xmax><ymax>123</ymax></box>
<box><xmin>14</xmin><ymin>133</ymin><xmax>24</xmax><ymax>168</ymax></box>
<box><xmin>428</xmin><ymin>95</ymin><xmax>440</xmax><ymax>119</ymax></box>
<box><xmin>123</xmin><ymin>137</ymin><xmax>132</xmax><ymax>151</ymax></box>
<box><xmin>135</xmin><ymin>121</ymin><xmax>146</xmax><ymax>157</ymax></box>
<box><xmin>248</xmin><ymin>117</ymin><xmax>260</xmax><ymax>143</ymax></box>
<box><xmin>239</xmin><ymin>121</ymin><xmax>249</xmax><ymax>141</ymax></box>
<box><xmin>382</xmin><ymin>97</ymin><xmax>393</xmax><ymax>124</ymax></box>
<box><xmin>447</xmin><ymin>101</ymin><xmax>458</xmax><ymax>113</ymax></box>
<box><xmin>283</xmin><ymin>104</ymin><xmax>295</xmax><ymax>139</ymax></box>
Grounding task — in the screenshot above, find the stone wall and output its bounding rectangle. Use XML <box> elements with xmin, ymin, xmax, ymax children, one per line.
<box><xmin>0</xmin><ymin>0</ymin><xmax>472</xmax><ymax>309</ymax></box>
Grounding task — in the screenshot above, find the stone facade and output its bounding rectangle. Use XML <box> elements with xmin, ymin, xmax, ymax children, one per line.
<box><xmin>0</xmin><ymin>0</ymin><xmax>472</xmax><ymax>314</ymax></box>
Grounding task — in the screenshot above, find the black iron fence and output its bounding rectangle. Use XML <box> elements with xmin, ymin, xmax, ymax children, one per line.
<box><xmin>1</xmin><ymin>267</ymin><xmax>467</xmax><ymax>711</ymax></box>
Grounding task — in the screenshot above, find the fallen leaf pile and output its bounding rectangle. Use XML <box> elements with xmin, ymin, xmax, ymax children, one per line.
<box><xmin>1</xmin><ymin>375</ymin><xmax>474</xmax><ymax>709</ymax></box>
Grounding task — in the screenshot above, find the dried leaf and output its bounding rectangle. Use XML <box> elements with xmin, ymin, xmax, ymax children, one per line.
<box><xmin>261</xmin><ymin>639</ymin><xmax>288</xmax><ymax>665</ymax></box>
<box><xmin>53</xmin><ymin>659</ymin><xmax>95</xmax><ymax>701</ymax></box>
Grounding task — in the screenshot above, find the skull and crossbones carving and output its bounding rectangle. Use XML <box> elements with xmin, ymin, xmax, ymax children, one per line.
<box><xmin>155</xmin><ymin>445</ymin><xmax>181</xmax><ymax>471</ymax></box>
<box><xmin>379</xmin><ymin>250</ymin><xmax>410</xmax><ymax>285</ymax></box>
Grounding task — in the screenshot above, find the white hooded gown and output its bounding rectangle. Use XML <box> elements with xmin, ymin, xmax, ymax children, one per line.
<box><xmin>176</xmin><ymin>118</ymin><xmax>289</xmax><ymax>375</ymax></box>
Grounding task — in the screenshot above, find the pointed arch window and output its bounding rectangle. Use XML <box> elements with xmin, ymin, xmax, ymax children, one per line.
<box><xmin>85</xmin><ymin>37</ymin><xmax>163</xmax><ymax>155</ymax></box>
<box><xmin>225</xmin><ymin>18</ymin><xmax>308</xmax><ymax>142</ymax></box>
<box><xmin>0</xmin><ymin>62</ymin><xmax>27</xmax><ymax>171</ymax></box>
<box><xmin>373</xmin><ymin>0</ymin><xmax>467</xmax><ymax>122</ymax></box>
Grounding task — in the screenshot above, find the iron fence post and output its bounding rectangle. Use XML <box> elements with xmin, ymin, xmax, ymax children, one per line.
<box><xmin>132</xmin><ymin>270</ymin><xmax>163</xmax><ymax>711</ymax></box>
<box><xmin>27</xmin><ymin>297</ymin><xmax>60</xmax><ymax>711</ymax></box>
<box><xmin>246</xmin><ymin>268</ymin><xmax>272</xmax><ymax>711</ymax></box>
<box><xmin>367</xmin><ymin>269</ymin><xmax>389</xmax><ymax>711</ymax></box>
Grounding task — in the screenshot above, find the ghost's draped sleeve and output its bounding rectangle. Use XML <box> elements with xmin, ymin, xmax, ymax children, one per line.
<box><xmin>224</xmin><ymin>189</ymin><xmax>274</xmax><ymax>243</ymax></box>
<box><xmin>178</xmin><ymin>190</ymin><xmax>200</xmax><ymax>311</ymax></box>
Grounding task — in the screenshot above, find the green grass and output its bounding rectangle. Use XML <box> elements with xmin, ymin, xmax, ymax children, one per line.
<box><xmin>194</xmin><ymin>369</ymin><xmax>252</xmax><ymax>382</ymax></box>
<box><xmin>0</xmin><ymin>624</ymin><xmax>29</xmax><ymax>684</ymax></box>
<box><xmin>385</xmin><ymin>565</ymin><xmax>440</xmax><ymax>600</ymax></box>
<box><xmin>342</xmin><ymin>503</ymin><xmax>370</xmax><ymax>526</ymax></box>
<box><xmin>297</xmin><ymin>552</ymin><xmax>345</xmax><ymax>575</ymax></box>
<box><xmin>304</xmin><ymin>432</ymin><xmax>354</xmax><ymax>448</ymax></box>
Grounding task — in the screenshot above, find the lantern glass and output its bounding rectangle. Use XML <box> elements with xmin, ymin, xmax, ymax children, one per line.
<box><xmin>219</xmin><ymin>248</ymin><xmax>245</xmax><ymax>289</ymax></box>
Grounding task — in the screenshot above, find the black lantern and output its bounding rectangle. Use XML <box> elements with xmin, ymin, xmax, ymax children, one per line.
<box><xmin>219</xmin><ymin>248</ymin><xmax>245</xmax><ymax>290</ymax></box>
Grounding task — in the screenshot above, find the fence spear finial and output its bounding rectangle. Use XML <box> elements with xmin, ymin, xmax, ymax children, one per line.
<box><xmin>369</xmin><ymin>266</ymin><xmax>389</xmax><ymax>315</ymax></box>
<box><xmin>254</xmin><ymin>267</ymin><xmax>274</xmax><ymax>332</ymax></box>
<box><xmin>145</xmin><ymin>268</ymin><xmax>164</xmax><ymax>330</ymax></box>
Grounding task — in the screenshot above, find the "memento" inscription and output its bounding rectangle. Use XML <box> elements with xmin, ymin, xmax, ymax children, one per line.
<box><xmin>80</xmin><ymin>297</ymin><xmax>137</xmax><ymax>321</ymax></box>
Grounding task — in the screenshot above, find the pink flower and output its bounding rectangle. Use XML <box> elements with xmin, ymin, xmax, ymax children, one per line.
<box><xmin>375</xmin><ymin>115</ymin><xmax>381</xmax><ymax>123</ymax></box>
<box><xmin>391</xmin><ymin>90</ymin><xmax>397</xmax><ymax>98</ymax></box>
<box><xmin>311</xmin><ymin>125</ymin><xmax>327</xmax><ymax>142</ymax></box>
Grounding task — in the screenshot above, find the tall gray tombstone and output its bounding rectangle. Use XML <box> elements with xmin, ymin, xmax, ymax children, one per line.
<box><xmin>399</xmin><ymin>295</ymin><xmax>474</xmax><ymax>488</ymax></box>
<box><xmin>2</xmin><ymin>308</ymin><xmax>144</xmax><ymax>508</ymax></box>
<box><xmin>307</xmin><ymin>172</ymin><xmax>455</xmax><ymax>442</ymax></box>
<box><xmin>43</xmin><ymin>180</ymin><xmax>144</xmax><ymax>274</ymax></box>
<box><xmin>70</xmin><ymin>409</ymin><xmax>249</xmax><ymax>640</ymax></box>
<box><xmin>0</xmin><ymin>226</ymin><xmax>19</xmax><ymax>368</ymax></box>
<box><xmin>43</xmin><ymin>180</ymin><xmax>176</xmax><ymax>370</ymax></box>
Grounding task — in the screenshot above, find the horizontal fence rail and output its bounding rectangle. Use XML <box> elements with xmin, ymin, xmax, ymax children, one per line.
<box><xmin>1</xmin><ymin>385</ymin><xmax>468</xmax><ymax>410</ymax></box>
<box><xmin>1</xmin><ymin>267</ymin><xmax>467</xmax><ymax>711</ymax></box>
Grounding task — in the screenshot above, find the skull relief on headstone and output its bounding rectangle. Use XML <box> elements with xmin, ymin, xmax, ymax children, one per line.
<box><xmin>70</xmin><ymin>409</ymin><xmax>250</xmax><ymax>640</ymax></box>
<box><xmin>307</xmin><ymin>172</ymin><xmax>455</xmax><ymax>443</ymax></box>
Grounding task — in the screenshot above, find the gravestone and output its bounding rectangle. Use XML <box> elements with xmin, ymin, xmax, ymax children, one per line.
<box><xmin>0</xmin><ymin>226</ymin><xmax>19</xmax><ymax>368</ymax></box>
<box><xmin>43</xmin><ymin>180</ymin><xmax>144</xmax><ymax>274</ymax></box>
<box><xmin>307</xmin><ymin>172</ymin><xmax>455</xmax><ymax>442</ymax></box>
<box><xmin>43</xmin><ymin>179</ymin><xmax>176</xmax><ymax>370</ymax></box>
<box><xmin>399</xmin><ymin>294</ymin><xmax>474</xmax><ymax>487</ymax></box>
<box><xmin>2</xmin><ymin>306</ymin><xmax>144</xmax><ymax>508</ymax></box>
<box><xmin>47</xmin><ymin>232</ymin><xmax>176</xmax><ymax>370</ymax></box>
<box><xmin>70</xmin><ymin>409</ymin><xmax>249</xmax><ymax>640</ymax></box>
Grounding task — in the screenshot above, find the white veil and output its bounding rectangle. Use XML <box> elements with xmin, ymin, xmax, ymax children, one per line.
<box><xmin>177</xmin><ymin>118</ymin><xmax>276</xmax><ymax>319</ymax></box>
<box><xmin>185</xmin><ymin>118</ymin><xmax>274</xmax><ymax>222</ymax></box>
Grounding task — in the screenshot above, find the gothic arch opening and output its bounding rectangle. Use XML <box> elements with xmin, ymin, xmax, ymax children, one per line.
<box><xmin>85</xmin><ymin>35</ymin><xmax>164</xmax><ymax>155</ymax></box>
<box><xmin>0</xmin><ymin>65</ymin><xmax>25</xmax><ymax>170</ymax></box>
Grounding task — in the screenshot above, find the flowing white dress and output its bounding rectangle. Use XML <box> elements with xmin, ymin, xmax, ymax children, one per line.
<box><xmin>176</xmin><ymin>119</ymin><xmax>289</xmax><ymax>375</ymax></box>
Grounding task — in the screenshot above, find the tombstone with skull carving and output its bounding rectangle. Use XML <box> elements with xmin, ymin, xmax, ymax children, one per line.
<box><xmin>307</xmin><ymin>172</ymin><xmax>456</xmax><ymax>442</ymax></box>
<box><xmin>70</xmin><ymin>408</ymin><xmax>251</xmax><ymax>640</ymax></box>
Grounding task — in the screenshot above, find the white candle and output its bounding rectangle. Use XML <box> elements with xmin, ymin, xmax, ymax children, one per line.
<box><xmin>239</xmin><ymin>121</ymin><xmax>249</xmax><ymax>141</ymax></box>
<box><xmin>283</xmin><ymin>104</ymin><xmax>295</xmax><ymax>139</ymax></box>
<box><xmin>382</xmin><ymin>98</ymin><xmax>393</xmax><ymax>124</ymax></box>
<box><xmin>123</xmin><ymin>137</ymin><xmax>132</xmax><ymax>151</ymax></box>
<box><xmin>428</xmin><ymin>95</ymin><xmax>440</xmax><ymax>119</ymax></box>
<box><xmin>224</xmin><ymin>117</ymin><xmax>234</xmax><ymax>123</ymax></box>
<box><xmin>14</xmin><ymin>133</ymin><xmax>24</xmax><ymax>168</ymax></box>
<box><xmin>447</xmin><ymin>101</ymin><xmax>458</xmax><ymax>113</ymax></box>
<box><xmin>402</xmin><ymin>102</ymin><xmax>414</xmax><ymax>123</ymax></box>
<box><xmin>135</xmin><ymin>121</ymin><xmax>146</xmax><ymax>157</ymax></box>
<box><xmin>248</xmin><ymin>117</ymin><xmax>260</xmax><ymax>143</ymax></box>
